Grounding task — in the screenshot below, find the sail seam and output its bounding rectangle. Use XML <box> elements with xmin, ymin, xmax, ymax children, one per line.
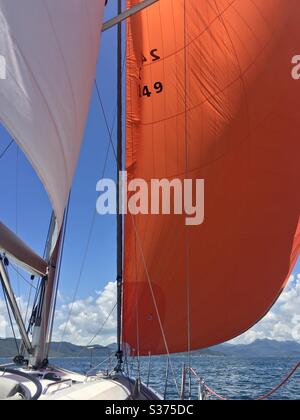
<box><xmin>43</xmin><ymin>1</ymin><xmax>79</xmax><ymax>137</ymax></box>
<box><xmin>140</xmin><ymin>0</ymin><xmax>237</xmax><ymax>68</ymax></box>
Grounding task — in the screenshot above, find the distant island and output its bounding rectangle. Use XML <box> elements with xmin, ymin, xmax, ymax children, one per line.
<box><xmin>211</xmin><ymin>339</ymin><xmax>300</xmax><ymax>358</ymax></box>
<box><xmin>1</xmin><ymin>338</ymin><xmax>300</xmax><ymax>359</ymax></box>
<box><xmin>0</xmin><ymin>339</ymin><xmax>116</xmax><ymax>359</ymax></box>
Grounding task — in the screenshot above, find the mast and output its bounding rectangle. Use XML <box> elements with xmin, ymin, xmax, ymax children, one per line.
<box><xmin>29</xmin><ymin>217</ymin><xmax>61</xmax><ymax>368</ymax></box>
<box><xmin>115</xmin><ymin>0</ymin><xmax>124</xmax><ymax>372</ymax></box>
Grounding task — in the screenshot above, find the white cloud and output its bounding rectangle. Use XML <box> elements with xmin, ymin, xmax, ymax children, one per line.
<box><xmin>1</xmin><ymin>275</ymin><xmax>300</xmax><ymax>347</ymax></box>
<box><xmin>52</xmin><ymin>281</ymin><xmax>117</xmax><ymax>346</ymax></box>
<box><xmin>0</xmin><ymin>282</ymin><xmax>117</xmax><ymax>347</ymax></box>
<box><xmin>0</xmin><ymin>299</ymin><xmax>9</xmax><ymax>337</ymax></box>
<box><xmin>232</xmin><ymin>274</ymin><xmax>300</xmax><ymax>344</ymax></box>
<box><xmin>46</xmin><ymin>272</ymin><xmax>300</xmax><ymax>346</ymax></box>
<box><xmin>0</xmin><ymin>296</ymin><xmax>32</xmax><ymax>339</ymax></box>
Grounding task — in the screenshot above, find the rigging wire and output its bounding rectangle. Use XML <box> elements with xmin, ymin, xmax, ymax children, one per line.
<box><xmin>57</xmin><ymin>85</ymin><xmax>119</xmax><ymax>347</ymax></box>
<box><xmin>183</xmin><ymin>0</ymin><xmax>192</xmax><ymax>385</ymax></box>
<box><xmin>14</xmin><ymin>145</ymin><xmax>23</xmax><ymax>315</ymax></box>
<box><xmin>25</xmin><ymin>214</ymin><xmax>55</xmax><ymax>336</ymax></box>
<box><xmin>95</xmin><ymin>81</ymin><xmax>118</xmax><ymax>161</ymax></box>
<box><xmin>47</xmin><ymin>192</ymin><xmax>71</xmax><ymax>356</ymax></box>
<box><xmin>0</xmin><ymin>275</ymin><xmax>19</xmax><ymax>354</ymax></box>
<box><xmin>58</xmin><ymin>48</ymin><xmax>127</xmax><ymax>347</ymax></box>
<box><xmin>130</xmin><ymin>214</ymin><xmax>181</xmax><ymax>398</ymax></box>
<box><xmin>27</xmin><ymin>212</ymin><xmax>56</xmax><ymax>336</ymax></box>
<box><xmin>4</xmin><ymin>261</ymin><xmax>36</xmax><ymax>357</ymax></box>
<box><xmin>9</xmin><ymin>264</ymin><xmax>37</xmax><ymax>291</ymax></box>
<box><xmin>28</xmin><ymin>281</ymin><xmax>43</xmax><ymax>333</ymax></box>
<box><xmin>0</xmin><ymin>139</ymin><xmax>13</xmax><ymax>160</ymax></box>
<box><xmin>76</xmin><ymin>301</ymin><xmax>117</xmax><ymax>358</ymax></box>
<box><xmin>24</xmin><ymin>277</ymin><xmax>34</xmax><ymax>328</ymax></box>
<box><xmin>86</xmin><ymin>353</ymin><xmax>116</xmax><ymax>376</ymax></box>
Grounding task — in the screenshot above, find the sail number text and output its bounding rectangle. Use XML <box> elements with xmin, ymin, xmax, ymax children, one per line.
<box><xmin>139</xmin><ymin>49</ymin><xmax>164</xmax><ymax>98</ymax></box>
<box><xmin>139</xmin><ymin>82</ymin><xmax>163</xmax><ymax>98</ymax></box>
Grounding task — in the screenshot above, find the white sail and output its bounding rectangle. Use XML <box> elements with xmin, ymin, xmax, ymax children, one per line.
<box><xmin>0</xmin><ymin>0</ymin><xmax>105</xmax><ymax>230</ymax></box>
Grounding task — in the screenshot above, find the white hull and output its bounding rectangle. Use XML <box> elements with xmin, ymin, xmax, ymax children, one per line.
<box><xmin>0</xmin><ymin>366</ymin><xmax>162</xmax><ymax>401</ymax></box>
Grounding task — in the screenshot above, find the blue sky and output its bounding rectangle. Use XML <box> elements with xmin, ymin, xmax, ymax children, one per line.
<box><xmin>0</xmin><ymin>1</ymin><xmax>299</xmax><ymax>346</ymax></box>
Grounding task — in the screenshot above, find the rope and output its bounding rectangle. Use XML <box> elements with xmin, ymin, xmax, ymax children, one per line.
<box><xmin>0</xmin><ymin>367</ymin><xmax>43</xmax><ymax>400</ymax></box>
<box><xmin>204</xmin><ymin>385</ymin><xmax>227</xmax><ymax>401</ymax></box>
<box><xmin>255</xmin><ymin>360</ymin><xmax>300</xmax><ymax>401</ymax></box>
<box><xmin>130</xmin><ymin>215</ymin><xmax>181</xmax><ymax>398</ymax></box>
<box><xmin>188</xmin><ymin>362</ymin><xmax>300</xmax><ymax>400</ymax></box>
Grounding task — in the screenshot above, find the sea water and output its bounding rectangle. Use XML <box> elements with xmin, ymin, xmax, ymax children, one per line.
<box><xmin>1</xmin><ymin>356</ymin><xmax>299</xmax><ymax>400</ymax></box>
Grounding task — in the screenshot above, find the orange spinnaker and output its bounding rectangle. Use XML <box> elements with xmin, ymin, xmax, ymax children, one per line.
<box><xmin>123</xmin><ymin>0</ymin><xmax>300</xmax><ymax>356</ymax></box>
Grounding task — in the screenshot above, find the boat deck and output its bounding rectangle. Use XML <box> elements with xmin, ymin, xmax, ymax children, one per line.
<box><xmin>114</xmin><ymin>375</ymin><xmax>162</xmax><ymax>400</ymax></box>
<box><xmin>0</xmin><ymin>366</ymin><xmax>162</xmax><ymax>401</ymax></box>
